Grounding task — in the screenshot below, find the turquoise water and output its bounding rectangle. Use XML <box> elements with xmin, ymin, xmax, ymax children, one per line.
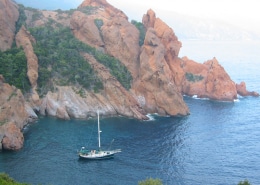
<box><xmin>1</xmin><ymin>41</ymin><xmax>260</xmax><ymax>185</ymax></box>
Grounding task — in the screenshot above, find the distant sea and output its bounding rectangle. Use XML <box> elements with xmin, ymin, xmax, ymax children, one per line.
<box><xmin>1</xmin><ymin>40</ymin><xmax>260</xmax><ymax>185</ymax></box>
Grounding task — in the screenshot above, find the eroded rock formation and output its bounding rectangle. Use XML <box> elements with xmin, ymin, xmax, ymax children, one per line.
<box><xmin>70</xmin><ymin>0</ymin><xmax>140</xmax><ymax>78</ymax></box>
<box><xmin>0</xmin><ymin>75</ymin><xmax>37</xmax><ymax>150</ymax></box>
<box><xmin>236</xmin><ymin>81</ymin><xmax>259</xmax><ymax>97</ymax></box>
<box><xmin>16</xmin><ymin>25</ymin><xmax>40</xmax><ymax>108</ymax></box>
<box><xmin>39</xmin><ymin>53</ymin><xmax>147</xmax><ymax>120</ymax></box>
<box><xmin>181</xmin><ymin>57</ymin><xmax>237</xmax><ymax>100</ymax></box>
<box><xmin>0</xmin><ymin>0</ymin><xmax>19</xmax><ymax>51</ymax></box>
<box><xmin>1</xmin><ymin>122</ymin><xmax>24</xmax><ymax>150</ymax></box>
<box><xmin>133</xmin><ymin>28</ymin><xmax>189</xmax><ymax>115</ymax></box>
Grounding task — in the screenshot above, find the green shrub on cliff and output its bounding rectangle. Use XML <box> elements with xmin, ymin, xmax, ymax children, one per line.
<box><xmin>93</xmin><ymin>49</ymin><xmax>132</xmax><ymax>90</ymax></box>
<box><xmin>29</xmin><ymin>23</ymin><xmax>132</xmax><ymax>94</ymax></box>
<box><xmin>78</xmin><ymin>6</ymin><xmax>98</xmax><ymax>15</ymax></box>
<box><xmin>185</xmin><ymin>72</ymin><xmax>204</xmax><ymax>82</ymax></box>
<box><xmin>238</xmin><ymin>179</ymin><xmax>251</xmax><ymax>185</ymax></box>
<box><xmin>138</xmin><ymin>178</ymin><xmax>163</xmax><ymax>185</ymax></box>
<box><xmin>16</xmin><ymin>5</ymin><xmax>27</xmax><ymax>33</ymax></box>
<box><xmin>131</xmin><ymin>20</ymin><xmax>146</xmax><ymax>46</ymax></box>
<box><xmin>29</xmin><ymin>25</ymin><xmax>103</xmax><ymax>95</ymax></box>
<box><xmin>0</xmin><ymin>173</ymin><xmax>30</xmax><ymax>185</ymax></box>
<box><xmin>0</xmin><ymin>48</ymin><xmax>31</xmax><ymax>93</ymax></box>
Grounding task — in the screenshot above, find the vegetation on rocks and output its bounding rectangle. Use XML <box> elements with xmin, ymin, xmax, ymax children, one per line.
<box><xmin>15</xmin><ymin>5</ymin><xmax>27</xmax><ymax>34</ymax></box>
<box><xmin>185</xmin><ymin>72</ymin><xmax>204</xmax><ymax>82</ymax></box>
<box><xmin>78</xmin><ymin>6</ymin><xmax>98</xmax><ymax>15</ymax></box>
<box><xmin>238</xmin><ymin>179</ymin><xmax>251</xmax><ymax>185</ymax></box>
<box><xmin>3</xmin><ymin>4</ymin><xmax>133</xmax><ymax>97</ymax></box>
<box><xmin>29</xmin><ymin>24</ymin><xmax>103</xmax><ymax>95</ymax></box>
<box><xmin>0</xmin><ymin>173</ymin><xmax>252</xmax><ymax>185</ymax></box>
<box><xmin>131</xmin><ymin>20</ymin><xmax>146</xmax><ymax>46</ymax></box>
<box><xmin>29</xmin><ymin>20</ymin><xmax>132</xmax><ymax>92</ymax></box>
<box><xmin>138</xmin><ymin>178</ymin><xmax>163</xmax><ymax>185</ymax></box>
<box><xmin>0</xmin><ymin>47</ymin><xmax>31</xmax><ymax>93</ymax></box>
<box><xmin>0</xmin><ymin>173</ymin><xmax>29</xmax><ymax>185</ymax></box>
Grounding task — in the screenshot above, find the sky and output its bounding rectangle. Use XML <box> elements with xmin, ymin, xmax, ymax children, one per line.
<box><xmin>15</xmin><ymin>0</ymin><xmax>260</xmax><ymax>35</ymax></box>
<box><xmin>104</xmin><ymin>0</ymin><xmax>260</xmax><ymax>34</ymax></box>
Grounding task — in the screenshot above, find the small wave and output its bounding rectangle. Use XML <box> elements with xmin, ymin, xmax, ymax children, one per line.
<box><xmin>145</xmin><ymin>114</ymin><xmax>156</xmax><ymax>121</ymax></box>
<box><xmin>234</xmin><ymin>99</ymin><xmax>240</xmax><ymax>102</ymax></box>
<box><xmin>192</xmin><ymin>95</ymin><xmax>209</xmax><ymax>100</ymax></box>
<box><xmin>237</xmin><ymin>95</ymin><xmax>244</xmax><ymax>99</ymax></box>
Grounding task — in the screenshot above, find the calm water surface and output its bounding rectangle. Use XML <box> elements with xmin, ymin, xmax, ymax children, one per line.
<box><xmin>1</xmin><ymin>41</ymin><xmax>260</xmax><ymax>185</ymax></box>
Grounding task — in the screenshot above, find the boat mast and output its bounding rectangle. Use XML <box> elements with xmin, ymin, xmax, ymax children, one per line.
<box><xmin>98</xmin><ymin>110</ymin><xmax>101</xmax><ymax>149</ymax></box>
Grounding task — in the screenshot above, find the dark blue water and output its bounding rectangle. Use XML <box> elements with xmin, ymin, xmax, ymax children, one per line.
<box><xmin>1</xmin><ymin>41</ymin><xmax>260</xmax><ymax>185</ymax></box>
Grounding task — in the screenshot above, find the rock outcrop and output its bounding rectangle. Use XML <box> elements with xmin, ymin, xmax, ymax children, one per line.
<box><xmin>70</xmin><ymin>11</ymin><xmax>105</xmax><ymax>48</ymax></box>
<box><xmin>132</xmin><ymin>11</ymin><xmax>189</xmax><ymax>115</ymax></box>
<box><xmin>39</xmin><ymin>53</ymin><xmax>148</xmax><ymax>120</ymax></box>
<box><xmin>78</xmin><ymin>0</ymin><xmax>127</xmax><ymax>20</ymax></box>
<box><xmin>0</xmin><ymin>0</ymin><xmax>19</xmax><ymax>51</ymax></box>
<box><xmin>16</xmin><ymin>26</ymin><xmax>40</xmax><ymax>108</ymax></box>
<box><xmin>1</xmin><ymin>122</ymin><xmax>24</xmax><ymax>150</ymax></box>
<box><xmin>0</xmin><ymin>75</ymin><xmax>37</xmax><ymax>150</ymax></box>
<box><xmin>70</xmin><ymin>0</ymin><xmax>140</xmax><ymax>78</ymax></box>
<box><xmin>181</xmin><ymin>57</ymin><xmax>237</xmax><ymax>100</ymax></box>
<box><xmin>236</xmin><ymin>81</ymin><xmax>259</xmax><ymax>97</ymax></box>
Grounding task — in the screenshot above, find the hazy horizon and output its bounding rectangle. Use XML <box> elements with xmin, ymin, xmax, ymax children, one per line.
<box><xmin>14</xmin><ymin>0</ymin><xmax>260</xmax><ymax>40</ymax></box>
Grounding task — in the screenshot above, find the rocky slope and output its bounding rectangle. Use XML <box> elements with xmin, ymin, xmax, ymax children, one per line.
<box><xmin>0</xmin><ymin>75</ymin><xmax>37</xmax><ymax>150</ymax></box>
<box><xmin>16</xmin><ymin>25</ymin><xmax>40</xmax><ymax>109</ymax></box>
<box><xmin>0</xmin><ymin>0</ymin><xmax>259</xmax><ymax>150</ymax></box>
<box><xmin>0</xmin><ymin>0</ymin><xmax>19</xmax><ymax>51</ymax></box>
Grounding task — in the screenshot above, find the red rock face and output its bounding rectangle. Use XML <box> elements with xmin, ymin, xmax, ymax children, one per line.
<box><xmin>181</xmin><ymin>57</ymin><xmax>238</xmax><ymax>101</ymax></box>
<box><xmin>132</xmin><ymin>10</ymin><xmax>189</xmax><ymax>115</ymax></box>
<box><xmin>236</xmin><ymin>82</ymin><xmax>259</xmax><ymax>97</ymax></box>
<box><xmin>1</xmin><ymin>122</ymin><xmax>24</xmax><ymax>150</ymax></box>
<box><xmin>70</xmin><ymin>0</ymin><xmax>140</xmax><ymax>78</ymax></box>
<box><xmin>78</xmin><ymin>0</ymin><xmax>127</xmax><ymax>19</ymax></box>
<box><xmin>0</xmin><ymin>75</ymin><xmax>36</xmax><ymax>151</ymax></box>
<box><xmin>70</xmin><ymin>11</ymin><xmax>105</xmax><ymax>48</ymax></box>
<box><xmin>0</xmin><ymin>0</ymin><xmax>19</xmax><ymax>51</ymax></box>
<box><xmin>16</xmin><ymin>26</ymin><xmax>40</xmax><ymax>107</ymax></box>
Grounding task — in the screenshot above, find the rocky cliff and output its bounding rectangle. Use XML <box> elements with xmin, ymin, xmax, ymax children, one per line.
<box><xmin>132</xmin><ymin>13</ymin><xmax>189</xmax><ymax>115</ymax></box>
<box><xmin>16</xmin><ymin>25</ymin><xmax>40</xmax><ymax>109</ymax></box>
<box><xmin>0</xmin><ymin>75</ymin><xmax>37</xmax><ymax>150</ymax></box>
<box><xmin>181</xmin><ymin>57</ymin><xmax>238</xmax><ymax>100</ymax></box>
<box><xmin>0</xmin><ymin>0</ymin><xmax>19</xmax><ymax>51</ymax></box>
<box><xmin>0</xmin><ymin>0</ymin><xmax>258</xmax><ymax>150</ymax></box>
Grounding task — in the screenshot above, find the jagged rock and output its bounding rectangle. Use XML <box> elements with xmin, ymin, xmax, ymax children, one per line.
<box><xmin>182</xmin><ymin>57</ymin><xmax>237</xmax><ymax>101</ymax></box>
<box><xmin>70</xmin><ymin>11</ymin><xmax>104</xmax><ymax>48</ymax></box>
<box><xmin>71</xmin><ymin>0</ymin><xmax>140</xmax><ymax>79</ymax></box>
<box><xmin>83</xmin><ymin>53</ymin><xmax>148</xmax><ymax>120</ymax></box>
<box><xmin>0</xmin><ymin>0</ymin><xmax>19</xmax><ymax>51</ymax></box>
<box><xmin>0</xmin><ymin>82</ymin><xmax>29</xmax><ymax>129</ymax></box>
<box><xmin>0</xmin><ymin>77</ymin><xmax>37</xmax><ymax>150</ymax></box>
<box><xmin>142</xmin><ymin>9</ymin><xmax>156</xmax><ymax>28</ymax></box>
<box><xmin>130</xmin><ymin>10</ymin><xmax>189</xmax><ymax>115</ymax></box>
<box><xmin>236</xmin><ymin>81</ymin><xmax>259</xmax><ymax>97</ymax></box>
<box><xmin>79</xmin><ymin>0</ymin><xmax>127</xmax><ymax>19</ymax></box>
<box><xmin>1</xmin><ymin>122</ymin><xmax>24</xmax><ymax>150</ymax></box>
<box><xmin>133</xmin><ymin>27</ymin><xmax>189</xmax><ymax>116</ymax></box>
<box><xmin>16</xmin><ymin>25</ymin><xmax>40</xmax><ymax>108</ymax></box>
<box><xmin>101</xmin><ymin>18</ymin><xmax>140</xmax><ymax>78</ymax></box>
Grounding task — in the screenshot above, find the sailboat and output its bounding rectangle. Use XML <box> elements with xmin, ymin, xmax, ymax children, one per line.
<box><xmin>78</xmin><ymin>111</ymin><xmax>121</xmax><ymax>159</ymax></box>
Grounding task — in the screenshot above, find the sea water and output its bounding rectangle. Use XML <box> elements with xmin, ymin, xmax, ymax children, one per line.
<box><xmin>0</xmin><ymin>40</ymin><xmax>260</xmax><ymax>185</ymax></box>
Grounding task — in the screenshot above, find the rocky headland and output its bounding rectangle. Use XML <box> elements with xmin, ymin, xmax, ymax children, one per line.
<box><xmin>0</xmin><ymin>0</ymin><xmax>258</xmax><ymax>150</ymax></box>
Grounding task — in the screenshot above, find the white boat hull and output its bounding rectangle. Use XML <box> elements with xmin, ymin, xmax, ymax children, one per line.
<box><xmin>79</xmin><ymin>149</ymin><xmax>121</xmax><ymax>160</ymax></box>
